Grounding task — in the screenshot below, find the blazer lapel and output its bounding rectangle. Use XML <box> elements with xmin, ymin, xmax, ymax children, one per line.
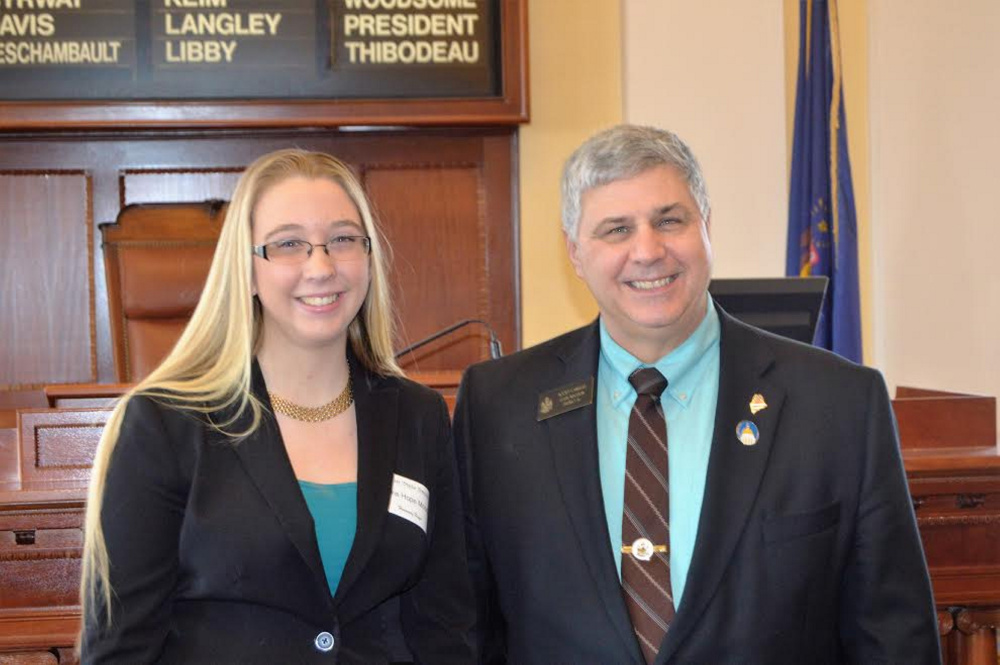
<box><xmin>657</xmin><ymin>309</ymin><xmax>786</xmax><ymax>663</ymax></box>
<box><xmin>332</xmin><ymin>357</ymin><xmax>399</xmax><ymax>607</ymax></box>
<box><xmin>232</xmin><ymin>361</ymin><xmax>330</xmax><ymax>598</ymax></box>
<box><xmin>544</xmin><ymin>322</ymin><xmax>645</xmax><ymax>664</ymax></box>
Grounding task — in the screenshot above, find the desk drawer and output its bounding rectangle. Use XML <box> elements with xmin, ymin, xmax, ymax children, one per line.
<box><xmin>0</xmin><ymin>528</ymin><xmax>82</xmax><ymax>610</ymax></box>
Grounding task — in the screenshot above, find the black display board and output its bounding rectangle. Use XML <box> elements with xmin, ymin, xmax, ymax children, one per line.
<box><xmin>0</xmin><ymin>0</ymin><xmax>499</xmax><ymax>100</ymax></box>
<box><xmin>709</xmin><ymin>277</ymin><xmax>828</xmax><ymax>345</ymax></box>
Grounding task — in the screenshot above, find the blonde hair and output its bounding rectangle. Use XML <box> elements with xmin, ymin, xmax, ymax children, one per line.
<box><xmin>80</xmin><ymin>149</ymin><xmax>401</xmax><ymax>626</ymax></box>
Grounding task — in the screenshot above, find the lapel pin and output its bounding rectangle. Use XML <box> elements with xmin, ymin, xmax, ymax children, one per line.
<box><xmin>735</xmin><ymin>420</ymin><xmax>760</xmax><ymax>446</ymax></box>
<box><xmin>749</xmin><ymin>393</ymin><xmax>768</xmax><ymax>415</ymax></box>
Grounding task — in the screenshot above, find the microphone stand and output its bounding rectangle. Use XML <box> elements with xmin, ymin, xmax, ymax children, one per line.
<box><xmin>394</xmin><ymin>318</ymin><xmax>503</xmax><ymax>360</ymax></box>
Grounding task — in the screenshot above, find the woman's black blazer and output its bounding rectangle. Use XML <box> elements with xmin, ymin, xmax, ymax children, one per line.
<box><xmin>82</xmin><ymin>358</ymin><xmax>475</xmax><ymax>664</ymax></box>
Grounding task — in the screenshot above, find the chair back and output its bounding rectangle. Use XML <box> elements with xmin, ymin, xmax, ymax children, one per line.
<box><xmin>100</xmin><ymin>201</ymin><xmax>227</xmax><ymax>382</ymax></box>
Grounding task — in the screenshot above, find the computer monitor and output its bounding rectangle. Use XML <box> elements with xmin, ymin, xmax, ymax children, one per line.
<box><xmin>708</xmin><ymin>276</ymin><xmax>828</xmax><ymax>344</ymax></box>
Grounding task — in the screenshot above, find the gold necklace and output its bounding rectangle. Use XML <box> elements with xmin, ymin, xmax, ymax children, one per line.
<box><xmin>269</xmin><ymin>377</ymin><xmax>353</xmax><ymax>423</ymax></box>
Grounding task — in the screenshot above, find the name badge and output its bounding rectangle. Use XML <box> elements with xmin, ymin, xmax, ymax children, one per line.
<box><xmin>537</xmin><ymin>377</ymin><xmax>595</xmax><ymax>421</ymax></box>
<box><xmin>388</xmin><ymin>474</ymin><xmax>429</xmax><ymax>533</ymax></box>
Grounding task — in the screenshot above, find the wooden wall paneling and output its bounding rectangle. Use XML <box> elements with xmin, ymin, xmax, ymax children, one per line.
<box><xmin>350</xmin><ymin>129</ymin><xmax>518</xmax><ymax>364</ymax></box>
<box><xmin>0</xmin><ymin>128</ymin><xmax>519</xmax><ymax>391</ymax></box>
<box><xmin>481</xmin><ymin>131</ymin><xmax>519</xmax><ymax>354</ymax></box>
<box><xmin>365</xmin><ymin>164</ymin><xmax>487</xmax><ymax>370</ymax></box>
<box><xmin>0</xmin><ymin>136</ymin><xmax>122</xmax><ymax>389</ymax></box>
<box><xmin>0</xmin><ymin>172</ymin><xmax>94</xmax><ymax>389</ymax></box>
<box><xmin>354</xmin><ymin>129</ymin><xmax>519</xmax><ymax>359</ymax></box>
<box><xmin>121</xmin><ymin>169</ymin><xmax>243</xmax><ymax>206</ymax></box>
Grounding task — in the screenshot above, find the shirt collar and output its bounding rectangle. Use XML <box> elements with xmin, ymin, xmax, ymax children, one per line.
<box><xmin>599</xmin><ymin>296</ymin><xmax>721</xmax><ymax>410</ymax></box>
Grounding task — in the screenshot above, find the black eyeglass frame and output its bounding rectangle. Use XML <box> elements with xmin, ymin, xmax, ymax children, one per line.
<box><xmin>252</xmin><ymin>236</ymin><xmax>371</xmax><ymax>262</ymax></box>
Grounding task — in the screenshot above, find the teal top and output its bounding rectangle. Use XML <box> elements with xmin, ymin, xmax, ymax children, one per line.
<box><xmin>298</xmin><ymin>480</ymin><xmax>358</xmax><ymax>597</ymax></box>
<box><xmin>596</xmin><ymin>297</ymin><xmax>721</xmax><ymax>609</ymax></box>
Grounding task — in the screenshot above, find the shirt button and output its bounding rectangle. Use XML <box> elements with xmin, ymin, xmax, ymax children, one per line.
<box><xmin>679</xmin><ymin>392</ymin><xmax>688</xmax><ymax>401</ymax></box>
<box><xmin>314</xmin><ymin>631</ymin><xmax>335</xmax><ymax>652</ymax></box>
<box><xmin>613</xmin><ymin>391</ymin><xmax>621</xmax><ymax>400</ymax></box>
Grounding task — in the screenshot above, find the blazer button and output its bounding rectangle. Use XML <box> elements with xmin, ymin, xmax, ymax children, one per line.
<box><xmin>314</xmin><ymin>631</ymin><xmax>335</xmax><ymax>653</ymax></box>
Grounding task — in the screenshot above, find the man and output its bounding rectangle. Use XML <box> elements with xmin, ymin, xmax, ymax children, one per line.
<box><xmin>453</xmin><ymin>125</ymin><xmax>940</xmax><ymax>664</ymax></box>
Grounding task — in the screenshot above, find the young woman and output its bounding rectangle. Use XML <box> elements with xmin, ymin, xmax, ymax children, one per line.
<box><xmin>80</xmin><ymin>149</ymin><xmax>474</xmax><ymax>664</ymax></box>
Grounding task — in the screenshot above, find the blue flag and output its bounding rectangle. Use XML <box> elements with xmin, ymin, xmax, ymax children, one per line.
<box><xmin>786</xmin><ymin>0</ymin><xmax>862</xmax><ymax>363</ymax></box>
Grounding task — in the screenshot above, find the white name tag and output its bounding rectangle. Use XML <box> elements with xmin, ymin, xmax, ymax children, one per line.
<box><xmin>388</xmin><ymin>474</ymin><xmax>429</xmax><ymax>533</ymax></box>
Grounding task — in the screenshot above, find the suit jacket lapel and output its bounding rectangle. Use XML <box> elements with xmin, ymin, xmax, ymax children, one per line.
<box><xmin>333</xmin><ymin>356</ymin><xmax>399</xmax><ymax>607</ymax></box>
<box><xmin>545</xmin><ymin>322</ymin><xmax>645</xmax><ymax>664</ymax></box>
<box><xmin>657</xmin><ymin>308</ymin><xmax>786</xmax><ymax>663</ymax></box>
<box><xmin>232</xmin><ymin>360</ymin><xmax>331</xmax><ymax>598</ymax></box>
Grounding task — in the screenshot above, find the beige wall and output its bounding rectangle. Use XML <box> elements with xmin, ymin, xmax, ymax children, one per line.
<box><xmin>868</xmin><ymin>0</ymin><xmax>1000</xmax><ymax>407</ymax></box>
<box><xmin>623</xmin><ymin>1</ymin><xmax>788</xmax><ymax>283</ymax></box>
<box><xmin>519</xmin><ymin>0</ymin><xmax>623</xmax><ymax>347</ymax></box>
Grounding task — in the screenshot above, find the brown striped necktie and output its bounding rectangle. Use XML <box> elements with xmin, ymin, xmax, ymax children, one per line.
<box><xmin>622</xmin><ymin>367</ymin><xmax>674</xmax><ymax>664</ymax></box>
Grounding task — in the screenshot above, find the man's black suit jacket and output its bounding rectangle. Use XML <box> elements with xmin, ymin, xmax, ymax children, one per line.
<box><xmin>83</xmin><ymin>358</ymin><xmax>475</xmax><ymax>664</ymax></box>
<box><xmin>454</xmin><ymin>308</ymin><xmax>940</xmax><ymax>665</ymax></box>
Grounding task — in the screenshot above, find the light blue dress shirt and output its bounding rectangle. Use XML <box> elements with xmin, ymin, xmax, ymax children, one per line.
<box><xmin>596</xmin><ymin>298</ymin><xmax>721</xmax><ymax>608</ymax></box>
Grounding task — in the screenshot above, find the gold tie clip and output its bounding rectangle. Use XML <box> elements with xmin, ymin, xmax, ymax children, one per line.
<box><xmin>621</xmin><ymin>544</ymin><xmax>668</xmax><ymax>555</ymax></box>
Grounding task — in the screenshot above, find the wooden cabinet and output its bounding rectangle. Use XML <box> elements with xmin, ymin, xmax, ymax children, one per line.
<box><xmin>900</xmin><ymin>387</ymin><xmax>1000</xmax><ymax>665</ymax></box>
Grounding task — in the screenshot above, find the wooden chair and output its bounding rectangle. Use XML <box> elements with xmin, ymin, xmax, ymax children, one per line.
<box><xmin>100</xmin><ymin>201</ymin><xmax>227</xmax><ymax>383</ymax></box>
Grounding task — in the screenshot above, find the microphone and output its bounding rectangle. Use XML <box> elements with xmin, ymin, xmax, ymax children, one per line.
<box><xmin>395</xmin><ymin>319</ymin><xmax>503</xmax><ymax>360</ymax></box>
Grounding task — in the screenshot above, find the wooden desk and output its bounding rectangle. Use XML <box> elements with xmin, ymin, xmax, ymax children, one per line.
<box><xmin>897</xmin><ymin>387</ymin><xmax>1000</xmax><ymax>665</ymax></box>
<box><xmin>1</xmin><ymin>406</ymin><xmax>98</xmax><ymax>664</ymax></box>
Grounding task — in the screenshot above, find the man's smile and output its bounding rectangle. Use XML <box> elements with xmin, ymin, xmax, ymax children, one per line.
<box><xmin>626</xmin><ymin>274</ymin><xmax>679</xmax><ymax>290</ymax></box>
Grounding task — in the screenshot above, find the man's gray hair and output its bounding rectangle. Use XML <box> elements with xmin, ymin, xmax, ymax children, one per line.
<box><xmin>560</xmin><ymin>124</ymin><xmax>711</xmax><ymax>239</ymax></box>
